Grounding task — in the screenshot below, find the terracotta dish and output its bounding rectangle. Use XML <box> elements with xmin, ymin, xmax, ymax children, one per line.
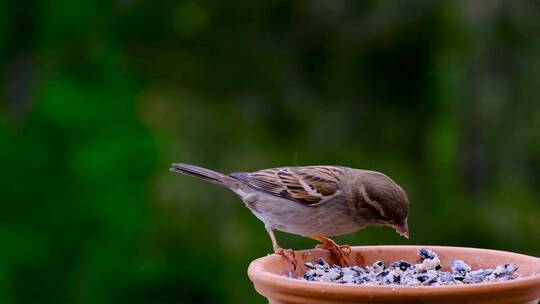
<box><xmin>248</xmin><ymin>245</ymin><xmax>540</xmax><ymax>304</ymax></box>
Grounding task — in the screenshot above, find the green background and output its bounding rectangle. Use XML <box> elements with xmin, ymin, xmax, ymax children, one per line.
<box><xmin>1</xmin><ymin>1</ymin><xmax>539</xmax><ymax>303</ymax></box>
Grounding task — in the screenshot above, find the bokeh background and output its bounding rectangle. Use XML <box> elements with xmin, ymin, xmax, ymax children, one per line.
<box><xmin>1</xmin><ymin>0</ymin><xmax>540</xmax><ymax>303</ymax></box>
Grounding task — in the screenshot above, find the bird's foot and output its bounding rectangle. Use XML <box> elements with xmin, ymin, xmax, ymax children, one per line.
<box><xmin>314</xmin><ymin>238</ymin><xmax>351</xmax><ymax>267</ymax></box>
<box><xmin>275</xmin><ymin>248</ymin><xmax>297</xmax><ymax>271</ymax></box>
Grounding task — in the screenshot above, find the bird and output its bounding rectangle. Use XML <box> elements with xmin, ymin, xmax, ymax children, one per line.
<box><xmin>170</xmin><ymin>163</ymin><xmax>409</xmax><ymax>267</ymax></box>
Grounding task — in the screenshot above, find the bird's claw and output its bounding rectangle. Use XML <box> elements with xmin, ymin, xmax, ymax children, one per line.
<box><xmin>316</xmin><ymin>242</ymin><xmax>351</xmax><ymax>266</ymax></box>
<box><xmin>275</xmin><ymin>248</ymin><xmax>297</xmax><ymax>271</ymax></box>
<box><xmin>340</xmin><ymin>244</ymin><xmax>352</xmax><ymax>254</ymax></box>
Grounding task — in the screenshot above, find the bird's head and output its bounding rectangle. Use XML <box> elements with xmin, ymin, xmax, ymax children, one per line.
<box><xmin>355</xmin><ymin>170</ymin><xmax>410</xmax><ymax>239</ymax></box>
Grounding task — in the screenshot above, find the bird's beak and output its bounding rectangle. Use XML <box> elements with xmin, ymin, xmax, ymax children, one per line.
<box><xmin>393</xmin><ymin>221</ymin><xmax>409</xmax><ymax>239</ymax></box>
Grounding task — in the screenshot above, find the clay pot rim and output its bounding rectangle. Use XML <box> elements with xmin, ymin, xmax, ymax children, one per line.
<box><xmin>248</xmin><ymin>245</ymin><xmax>540</xmax><ymax>296</ymax></box>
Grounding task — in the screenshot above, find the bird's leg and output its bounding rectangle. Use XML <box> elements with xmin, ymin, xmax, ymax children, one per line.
<box><xmin>310</xmin><ymin>235</ymin><xmax>351</xmax><ymax>266</ymax></box>
<box><xmin>266</xmin><ymin>226</ymin><xmax>297</xmax><ymax>270</ymax></box>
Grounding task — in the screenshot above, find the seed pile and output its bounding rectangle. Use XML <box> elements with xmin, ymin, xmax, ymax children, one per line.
<box><xmin>296</xmin><ymin>248</ymin><xmax>519</xmax><ymax>286</ymax></box>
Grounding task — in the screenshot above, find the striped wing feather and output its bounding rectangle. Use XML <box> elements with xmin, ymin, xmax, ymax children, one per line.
<box><xmin>230</xmin><ymin>166</ymin><xmax>343</xmax><ymax>205</ymax></box>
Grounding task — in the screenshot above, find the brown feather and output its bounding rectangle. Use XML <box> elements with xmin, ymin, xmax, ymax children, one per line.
<box><xmin>230</xmin><ymin>166</ymin><xmax>343</xmax><ymax>205</ymax></box>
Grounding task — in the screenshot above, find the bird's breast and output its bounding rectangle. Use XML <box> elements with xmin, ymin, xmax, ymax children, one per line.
<box><xmin>244</xmin><ymin>192</ymin><xmax>364</xmax><ymax>237</ymax></box>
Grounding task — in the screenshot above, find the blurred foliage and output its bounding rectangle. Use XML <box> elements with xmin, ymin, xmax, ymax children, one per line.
<box><xmin>1</xmin><ymin>0</ymin><xmax>540</xmax><ymax>303</ymax></box>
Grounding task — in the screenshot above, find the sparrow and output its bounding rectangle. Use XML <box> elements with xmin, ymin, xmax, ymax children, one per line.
<box><xmin>170</xmin><ymin>164</ymin><xmax>409</xmax><ymax>266</ymax></box>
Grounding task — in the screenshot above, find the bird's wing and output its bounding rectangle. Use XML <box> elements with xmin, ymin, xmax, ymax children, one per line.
<box><xmin>230</xmin><ymin>166</ymin><xmax>343</xmax><ymax>205</ymax></box>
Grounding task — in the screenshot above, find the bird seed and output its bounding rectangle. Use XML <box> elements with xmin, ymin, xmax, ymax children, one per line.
<box><xmin>295</xmin><ymin>248</ymin><xmax>519</xmax><ymax>286</ymax></box>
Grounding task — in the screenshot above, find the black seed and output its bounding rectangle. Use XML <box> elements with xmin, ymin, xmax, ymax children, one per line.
<box><xmin>451</xmin><ymin>259</ymin><xmax>471</xmax><ymax>277</ymax></box>
<box><xmin>390</xmin><ymin>260</ymin><xmax>412</xmax><ymax>271</ymax></box>
<box><xmin>419</xmin><ymin>248</ymin><xmax>437</xmax><ymax>260</ymax></box>
<box><xmin>495</xmin><ymin>263</ymin><xmax>519</xmax><ymax>277</ymax></box>
<box><xmin>463</xmin><ymin>269</ymin><xmax>492</xmax><ymax>284</ymax></box>
<box><xmin>439</xmin><ymin>272</ymin><xmax>456</xmax><ymax>284</ymax></box>
<box><xmin>377</xmin><ymin>270</ymin><xmax>390</xmax><ymax>278</ymax></box>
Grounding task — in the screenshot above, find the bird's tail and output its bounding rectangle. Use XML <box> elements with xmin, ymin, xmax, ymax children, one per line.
<box><xmin>170</xmin><ymin>163</ymin><xmax>234</xmax><ymax>187</ymax></box>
